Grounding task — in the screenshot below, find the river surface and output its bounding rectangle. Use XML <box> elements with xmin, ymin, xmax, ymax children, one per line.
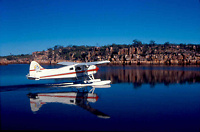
<box><xmin>0</xmin><ymin>64</ymin><xmax>200</xmax><ymax>131</ymax></box>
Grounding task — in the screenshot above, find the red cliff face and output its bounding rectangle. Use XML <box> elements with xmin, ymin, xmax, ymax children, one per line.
<box><xmin>1</xmin><ymin>44</ymin><xmax>200</xmax><ymax>65</ymax></box>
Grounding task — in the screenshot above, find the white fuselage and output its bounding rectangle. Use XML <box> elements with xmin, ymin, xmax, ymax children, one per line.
<box><xmin>27</xmin><ymin>64</ymin><xmax>98</xmax><ymax>80</ymax></box>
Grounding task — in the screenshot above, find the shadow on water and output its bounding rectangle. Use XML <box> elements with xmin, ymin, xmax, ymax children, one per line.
<box><xmin>0</xmin><ymin>83</ymin><xmax>58</xmax><ymax>92</ymax></box>
<box><xmin>0</xmin><ymin>77</ymin><xmax>86</xmax><ymax>92</ymax></box>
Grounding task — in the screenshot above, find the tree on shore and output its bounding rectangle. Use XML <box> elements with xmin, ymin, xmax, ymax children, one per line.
<box><xmin>149</xmin><ymin>40</ymin><xmax>156</xmax><ymax>46</ymax></box>
<box><xmin>133</xmin><ymin>39</ymin><xmax>142</xmax><ymax>46</ymax></box>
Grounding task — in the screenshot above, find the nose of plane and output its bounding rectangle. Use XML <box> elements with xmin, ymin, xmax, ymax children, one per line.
<box><xmin>96</xmin><ymin>66</ymin><xmax>99</xmax><ymax>71</ymax></box>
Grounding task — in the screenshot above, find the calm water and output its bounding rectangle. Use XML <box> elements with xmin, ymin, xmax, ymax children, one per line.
<box><xmin>0</xmin><ymin>64</ymin><xmax>200</xmax><ymax>131</ymax></box>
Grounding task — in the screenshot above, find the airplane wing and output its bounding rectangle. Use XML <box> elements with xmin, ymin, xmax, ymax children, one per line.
<box><xmin>57</xmin><ymin>61</ymin><xmax>78</xmax><ymax>66</ymax></box>
<box><xmin>58</xmin><ymin>60</ymin><xmax>110</xmax><ymax>66</ymax></box>
<box><xmin>76</xmin><ymin>60</ymin><xmax>110</xmax><ymax>66</ymax></box>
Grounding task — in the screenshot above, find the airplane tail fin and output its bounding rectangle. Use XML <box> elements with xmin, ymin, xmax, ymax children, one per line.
<box><xmin>27</xmin><ymin>61</ymin><xmax>44</xmax><ymax>80</ymax></box>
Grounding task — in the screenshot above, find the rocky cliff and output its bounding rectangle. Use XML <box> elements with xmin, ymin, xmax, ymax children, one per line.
<box><xmin>1</xmin><ymin>44</ymin><xmax>200</xmax><ymax>65</ymax></box>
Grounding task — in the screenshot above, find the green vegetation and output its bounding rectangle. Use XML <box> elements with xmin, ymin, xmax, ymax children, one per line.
<box><xmin>0</xmin><ymin>54</ymin><xmax>32</xmax><ymax>60</ymax></box>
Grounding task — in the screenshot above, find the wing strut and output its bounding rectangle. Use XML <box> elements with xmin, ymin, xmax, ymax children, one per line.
<box><xmin>88</xmin><ymin>74</ymin><xmax>95</xmax><ymax>80</ymax></box>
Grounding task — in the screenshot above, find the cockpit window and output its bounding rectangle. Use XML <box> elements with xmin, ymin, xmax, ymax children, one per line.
<box><xmin>75</xmin><ymin>67</ymin><xmax>81</xmax><ymax>71</ymax></box>
<box><xmin>70</xmin><ymin>67</ymin><xmax>73</xmax><ymax>70</ymax></box>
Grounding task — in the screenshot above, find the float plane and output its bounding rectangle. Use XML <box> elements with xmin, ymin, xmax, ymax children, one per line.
<box><xmin>27</xmin><ymin>61</ymin><xmax>111</xmax><ymax>86</ymax></box>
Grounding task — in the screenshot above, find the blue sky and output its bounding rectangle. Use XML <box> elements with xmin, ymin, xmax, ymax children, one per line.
<box><xmin>0</xmin><ymin>0</ymin><xmax>200</xmax><ymax>56</ymax></box>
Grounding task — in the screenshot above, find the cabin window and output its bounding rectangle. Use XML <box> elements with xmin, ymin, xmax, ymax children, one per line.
<box><xmin>69</xmin><ymin>67</ymin><xmax>73</xmax><ymax>70</ymax></box>
<box><xmin>76</xmin><ymin>67</ymin><xmax>81</xmax><ymax>71</ymax></box>
<box><xmin>70</xmin><ymin>100</ymin><xmax>74</xmax><ymax>103</ymax></box>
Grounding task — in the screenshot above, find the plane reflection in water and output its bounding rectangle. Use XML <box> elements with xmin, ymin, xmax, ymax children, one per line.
<box><xmin>27</xmin><ymin>87</ymin><xmax>110</xmax><ymax>119</ymax></box>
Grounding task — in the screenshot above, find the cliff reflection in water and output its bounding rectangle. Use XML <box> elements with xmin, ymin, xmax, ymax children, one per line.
<box><xmin>95</xmin><ymin>67</ymin><xmax>200</xmax><ymax>88</ymax></box>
